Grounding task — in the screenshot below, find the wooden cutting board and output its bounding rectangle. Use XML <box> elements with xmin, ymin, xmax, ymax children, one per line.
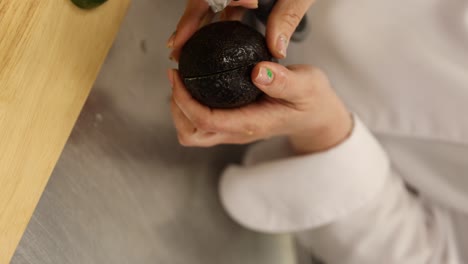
<box><xmin>0</xmin><ymin>1</ymin><xmax>131</xmax><ymax>262</ymax></box>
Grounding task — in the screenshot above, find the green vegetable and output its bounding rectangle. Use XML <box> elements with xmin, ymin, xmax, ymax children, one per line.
<box><xmin>71</xmin><ymin>0</ymin><xmax>107</xmax><ymax>9</ymax></box>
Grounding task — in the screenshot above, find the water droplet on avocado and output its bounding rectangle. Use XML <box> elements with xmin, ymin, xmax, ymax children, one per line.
<box><xmin>179</xmin><ymin>21</ymin><xmax>272</xmax><ymax>109</ymax></box>
<box><xmin>71</xmin><ymin>0</ymin><xmax>107</xmax><ymax>9</ymax></box>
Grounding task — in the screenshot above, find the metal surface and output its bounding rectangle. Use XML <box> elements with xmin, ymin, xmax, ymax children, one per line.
<box><xmin>11</xmin><ymin>1</ymin><xmax>295</xmax><ymax>263</ymax></box>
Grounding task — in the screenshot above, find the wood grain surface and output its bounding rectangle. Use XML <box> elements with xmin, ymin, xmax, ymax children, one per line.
<box><xmin>0</xmin><ymin>1</ymin><xmax>130</xmax><ymax>262</ymax></box>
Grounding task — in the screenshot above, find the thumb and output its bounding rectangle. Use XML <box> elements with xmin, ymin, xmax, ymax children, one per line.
<box><xmin>251</xmin><ymin>62</ymin><xmax>312</xmax><ymax>102</ymax></box>
<box><xmin>169</xmin><ymin>0</ymin><xmax>211</xmax><ymax>61</ymax></box>
<box><xmin>265</xmin><ymin>0</ymin><xmax>315</xmax><ymax>58</ymax></box>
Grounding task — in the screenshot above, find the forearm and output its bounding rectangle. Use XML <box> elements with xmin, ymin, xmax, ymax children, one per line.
<box><xmin>288</xmin><ymin>110</ymin><xmax>353</xmax><ymax>155</ymax></box>
<box><xmin>220</xmin><ymin>115</ymin><xmax>460</xmax><ymax>263</ymax></box>
<box><xmin>220</xmin><ymin>115</ymin><xmax>389</xmax><ymax>232</ymax></box>
<box><xmin>297</xmin><ymin>170</ymin><xmax>459</xmax><ymax>264</ymax></box>
<box><xmin>287</xmin><ymin>76</ymin><xmax>353</xmax><ymax>155</ymax></box>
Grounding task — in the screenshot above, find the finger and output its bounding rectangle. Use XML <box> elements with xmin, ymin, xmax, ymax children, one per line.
<box><xmin>220</xmin><ymin>6</ymin><xmax>246</xmax><ymax>21</ymax></box>
<box><xmin>251</xmin><ymin>61</ymin><xmax>318</xmax><ymax>104</ymax></box>
<box><xmin>169</xmin><ymin>68</ymin><xmax>196</xmax><ymax>135</ymax></box>
<box><xmin>171</xmin><ymin>96</ymin><xmax>197</xmax><ymax>137</ymax></box>
<box><xmin>178</xmin><ymin>130</ymin><xmax>254</xmax><ymax>147</ymax></box>
<box><xmin>181</xmin><ymin>127</ymin><xmax>262</xmax><ymax>146</ymax></box>
<box><xmin>265</xmin><ymin>0</ymin><xmax>315</xmax><ymax>58</ymax></box>
<box><xmin>228</xmin><ymin>0</ymin><xmax>258</xmax><ymax>9</ymax></box>
<box><xmin>215</xmin><ymin>131</ymin><xmax>263</xmax><ymax>145</ymax></box>
<box><xmin>194</xmin><ymin>132</ymin><xmax>259</xmax><ymax>146</ymax></box>
<box><xmin>171</xmin><ymin>95</ymin><xmax>224</xmax><ymax>147</ymax></box>
<box><xmin>171</xmin><ymin>69</ymin><xmax>272</xmax><ymax>135</ymax></box>
<box><xmin>169</xmin><ymin>0</ymin><xmax>211</xmax><ymax>61</ymax></box>
<box><xmin>171</xmin><ymin>69</ymin><xmax>215</xmax><ymax>130</ymax></box>
<box><xmin>199</xmin><ymin>9</ymin><xmax>216</xmax><ymax>28</ymax></box>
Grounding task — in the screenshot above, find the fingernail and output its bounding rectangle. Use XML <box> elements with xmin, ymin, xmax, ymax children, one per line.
<box><xmin>276</xmin><ymin>34</ymin><xmax>289</xmax><ymax>58</ymax></box>
<box><xmin>255</xmin><ymin>67</ymin><xmax>274</xmax><ymax>85</ymax></box>
<box><xmin>167</xmin><ymin>31</ymin><xmax>176</xmax><ymax>49</ymax></box>
<box><xmin>167</xmin><ymin>69</ymin><xmax>174</xmax><ymax>88</ymax></box>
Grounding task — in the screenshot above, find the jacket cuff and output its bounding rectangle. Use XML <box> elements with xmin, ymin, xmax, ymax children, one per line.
<box><xmin>219</xmin><ymin>115</ymin><xmax>390</xmax><ymax>233</ymax></box>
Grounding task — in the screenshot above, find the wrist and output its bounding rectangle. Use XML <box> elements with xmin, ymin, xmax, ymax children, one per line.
<box><xmin>288</xmin><ymin>111</ymin><xmax>354</xmax><ymax>155</ymax></box>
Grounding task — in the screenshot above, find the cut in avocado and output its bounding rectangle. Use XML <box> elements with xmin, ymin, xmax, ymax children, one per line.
<box><xmin>179</xmin><ymin>21</ymin><xmax>272</xmax><ymax>109</ymax></box>
<box><xmin>71</xmin><ymin>0</ymin><xmax>107</xmax><ymax>9</ymax></box>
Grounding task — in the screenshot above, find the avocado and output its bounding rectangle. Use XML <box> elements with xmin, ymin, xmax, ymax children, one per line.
<box><xmin>179</xmin><ymin>21</ymin><xmax>272</xmax><ymax>109</ymax></box>
<box><xmin>71</xmin><ymin>0</ymin><xmax>107</xmax><ymax>9</ymax></box>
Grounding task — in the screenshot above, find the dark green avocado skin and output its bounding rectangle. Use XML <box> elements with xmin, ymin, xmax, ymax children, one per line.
<box><xmin>71</xmin><ymin>0</ymin><xmax>107</xmax><ymax>9</ymax></box>
<box><xmin>179</xmin><ymin>21</ymin><xmax>272</xmax><ymax>109</ymax></box>
<box><xmin>183</xmin><ymin>65</ymin><xmax>261</xmax><ymax>109</ymax></box>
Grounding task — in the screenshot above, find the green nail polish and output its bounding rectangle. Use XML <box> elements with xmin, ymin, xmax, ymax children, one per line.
<box><xmin>266</xmin><ymin>68</ymin><xmax>273</xmax><ymax>79</ymax></box>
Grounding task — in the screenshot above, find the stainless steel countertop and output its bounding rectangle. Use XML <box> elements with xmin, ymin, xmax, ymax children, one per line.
<box><xmin>11</xmin><ymin>1</ymin><xmax>295</xmax><ymax>263</ymax></box>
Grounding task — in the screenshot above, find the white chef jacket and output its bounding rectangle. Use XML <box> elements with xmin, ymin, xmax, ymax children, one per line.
<box><xmin>219</xmin><ymin>0</ymin><xmax>468</xmax><ymax>263</ymax></box>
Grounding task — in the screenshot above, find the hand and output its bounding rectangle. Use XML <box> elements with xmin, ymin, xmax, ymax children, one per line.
<box><xmin>168</xmin><ymin>62</ymin><xmax>353</xmax><ymax>154</ymax></box>
<box><xmin>263</xmin><ymin>0</ymin><xmax>315</xmax><ymax>58</ymax></box>
<box><xmin>167</xmin><ymin>0</ymin><xmax>258</xmax><ymax>61</ymax></box>
<box><xmin>168</xmin><ymin>0</ymin><xmax>315</xmax><ymax>60</ymax></box>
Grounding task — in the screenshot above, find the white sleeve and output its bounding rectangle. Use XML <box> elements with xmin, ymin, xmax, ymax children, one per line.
<box><xmin>219</xmin><ymin>115</ymin><xmax>460</xmax><ymax>264</ymax></box>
